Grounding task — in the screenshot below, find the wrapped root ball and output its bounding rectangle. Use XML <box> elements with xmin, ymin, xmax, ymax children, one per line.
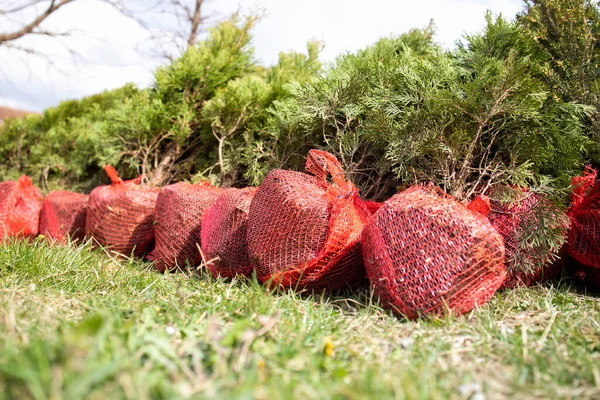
<box><xmin>153</xmin><ymin>182</ymin><xmax>223</xmax><ymax>272</ymax></box>
<box><xmin>362</xmin><ymin>185</ymin><xmax>506</xmax><ymax>319</ymax></box>
<box><xmin>39</xmin><ymin>191</ymin><xmax>88</xmax><ymax>243</ymax></box>
<box><xmin>0</xmin><ymin>175</ymin><xmax>43</xmax><ymax>241</ymax></box>
<box><xmin>480</xmin><ymin>188</ymin><xmax>567</xmax><ymax>289</ymax></box>
<box><xmin>566</xmin><ymin>166</ymin><xmax>600</xmax><ymax>287</ymax></box>
<box><xmin>247</xmin><ymin>150</ymin><xmax>371</xmax><ymax>291</ymax></box>
<box><xmin>86</xmin><ymin>166</ymin><xmax>158</xmax><ymax>258</ymax></box>
<box><xmin>201</xmin><ymin>187</ymin><xmax>257</xmax><ymax>278</ymax></box>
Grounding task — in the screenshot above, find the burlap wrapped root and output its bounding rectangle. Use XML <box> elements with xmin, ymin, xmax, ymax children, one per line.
<box><xmin>247</xmin><ymin>150</ymin><xmax>371</xmax><ymax>291</ymax></box>
<box><xmin>201</xmin><ymin>187</ymin><xmax>257</xmax><ymax>279</ymax></box>
<box><xmin>153</xmin><ymin>182</ymin><xmax>223</xmax><ymax>273</ymax></box>
<box><xmin>566</xmin><ymin>166</ymin><xmax>600</xmax><ymax>287</ymax></box>
<box><xmin>39</xmin><ymin>191</ymin><xmax>88</xmax><ymax>243</ymax></box>
<box><xmin>0</xmin><ymin>175</ymin><xmax>44</xmax><ymax>242</ymax></box>
<box><xmin>86</xmin><ymin>166</ymin><xmax>158</xmax><ymax>258</ymax></box>
<box><xmin>361</xmin><ymin>185</ymin><xmax>506</xmax><ymax>319</ymax></box>
<box><xmin>473</xmin><ymin>188</ymin><xmax>567</xmax><ymax>289</ymax></box>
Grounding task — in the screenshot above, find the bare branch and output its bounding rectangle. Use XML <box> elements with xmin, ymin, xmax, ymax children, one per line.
<box><xmin>0</xmin><ymin>0</ymin><xmax>76</xmax><ymax>44</ymax></box>
<box><xmin>186</xmin><ymin>0</ymin><xmax>203</xmax><ymax>48</ymax></box>
<box><xmin>28</xmin><ymin>28</ymin><xmax>73</xmax><ymax>37</ymax></box>
<box><xmin>0</xmin><ymin>0</ymin><xmax>48</xmax><ymax>15</ymax></box>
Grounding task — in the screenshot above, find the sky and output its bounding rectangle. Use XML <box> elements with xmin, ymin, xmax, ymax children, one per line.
<box><xmin>0</xmin><ymin>0</ymin><xmax>524</xmax><ymax>112</ymax></box>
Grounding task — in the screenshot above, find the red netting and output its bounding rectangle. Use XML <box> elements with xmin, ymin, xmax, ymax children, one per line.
<box><xmin>86</xmin><ymin>166</ymin><xmax>159</xmax><ymax>258</ymax></box>
<box><xmin>39</xmin><ymin>191</ymin><xmax>88</xmax><ymax>243</ymax></box>
<box><xmin>570</xmin><ymin>165</ymin><xmax>597</xmax><ymax>209</ymax></box>
<box><xmin>482</xmin><ymin>189</ymin><xmax>567</xmax><ymax>289</ymax></box>
<box><xmin>567</xmin><ymin>166</ymin><xmax>600</xmax><ymax>271</ymax></box>
<box><xmin>361</xmin><ymin>185</ymin><xmax>506</xmax><ymax>319</ymax></box>
<box><xmin>363</xmin><ymin>200</ymin><xmax>384</xmax><ymax>214</ymax></box>
<box><xmin>0</xmin><ymin>175</ymin><xmax>44</xmax><ymax>242</ymax></box>
<box><xmin>153</xmin><ymin>181</ymin><xmax>223</xmax><ymax>273</ymax></box>
<box><xmin>466</xmin><ymin>195</ymin><xmax>491</xmax><ymax>215</ymax></box>
<box><xmin>247</xmin><ymin>150</ymin><xmax>371</xmax><ymax>291</ymax></box>
<box><xmin>201</xmin><ymin>187</ymin><xmax>257</xmax><ymax>278</ymax></box>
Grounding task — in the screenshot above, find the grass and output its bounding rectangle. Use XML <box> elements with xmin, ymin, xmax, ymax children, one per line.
<box><xmin>0</xmin><ymin>238</ymin><xmax>599</xmax><ymax>399</ymax></box>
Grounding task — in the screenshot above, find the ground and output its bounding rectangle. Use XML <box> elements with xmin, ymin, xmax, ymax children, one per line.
<box><xmin>0</xmin><ymin>238</ymin><xmax>599</xmax><ymax>399</ymax></box>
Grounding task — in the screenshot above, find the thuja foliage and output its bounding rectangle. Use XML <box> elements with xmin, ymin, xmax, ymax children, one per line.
<box><xmin>1</xmin><ymin>3</ymin><xmax>599</xmax><ymax>198</ymax></box>
<box><xmin>0</xmin><ymin>14</ymin><xmax>322</xmax><ymax>190</ymax></box>
<box><xmin>100</xmin><ymin>14</ymin><xmax>322</xmax><ymax>187</ymax></box>
<box><xmin>0</xmin><ymin>85</ymin><xmax>139</xmax><ymax>191</ymax></box>
<box><xmin>261</xmin><ymin>16</ymin><xmax>592</xmax><ymax>200</ymax></box>
<box><xmin>519</xmin><ymin>0</ymin><xmax>600</xmax><ymax>162</ymax></box>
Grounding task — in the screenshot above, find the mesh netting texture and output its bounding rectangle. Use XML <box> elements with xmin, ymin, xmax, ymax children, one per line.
<box><xmin>86</xmin><ymin>166</ymin><xmax>158</xmax><ymax>258</ymax></box>
<box><xmin>247</xmin><ymin>150</ymin><xmax>371</xmax><ymax>291</ymax></box>
<box><xmin>39</xmin><ymin>191</ymin><xmax>88</xmax><ymax>243</ymax></box>
<box><xmin>0</xmin><ymin>175</ymin><xmax>44</xmax><ymax>241</ymax></box>
<box><xmin>361</xmin><ymin>185</ymin><xmax>506</xmax><ymax>319</ymax></box>
<box><xmin>364</xmin><ymin>200</ymin><xmax>384</xmax><ymax>215</ymax></box>
<box><xmin>483</xmin><ymin>190</ymin><xmax>566</xmax><ymax>289</ymax></box>
<box><xmin>567</xmin><ymin>166</ymin><xmax>600</xmax><ymax>272</ymax></box>
<box><xmin>201</xmin><ymin>187</ymin><xmax>257</xmax><ymax>278</ymax></box>
<box><xmin>153</xmin><ymin>182</ymin><xmax>223</xmax><ymax>273</ymax></box>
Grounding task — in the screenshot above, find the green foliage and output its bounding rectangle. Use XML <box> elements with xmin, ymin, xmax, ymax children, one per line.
<box><xmin>0</xmin><ymin>15</ymin><xmax>322</xmax><ymax>189</ymax></box>
<box><xmin>102</xmin><ymin>14</ymin><xmax>260</xmax><ymax>186</ymax></box>
<box><xmin>519</xmin><ymin>0</ymin><xmax>600</xmax><ymax>162</ymax></box>
<box><xmin>244</xmin><ymin>26</ymin><xmax>444</xmax><ymax>196</ymax></box>
<box><xmin>154</xmin><ymin>15</ymin><xmax>257</xmax><ymax>106</ymax></box>
<box><xmin>0</xmin><ymin>5</ymin><xmax>597</xmax><ymax>205</ymax></box>
<box><xmin>453</xmin><ymin>14</ymin><xmax>592</xmax><ymax>194</ymax></box>
<box><xmin>254</xmin><ymin>15</ymin><xmax>584</xmax><ymax>271</ymax></box>
<box><xmin>259</xmin><ymin>17</ymin><xmax>590</xmax><ymax>200</ymax></box>
<box><xmin>0</xmin><ymin>85</ymin><xmax>139</xmax><ymax>191</ymax></box>
<box><xmin>101</xmin><ymin>14</ymin><xmax>322</xmax><ymax>187</ymax></box>
<box><xmin>489</xmin><ymin>182</ymin><xmax>570</xmax><ymax>275</ymax></box>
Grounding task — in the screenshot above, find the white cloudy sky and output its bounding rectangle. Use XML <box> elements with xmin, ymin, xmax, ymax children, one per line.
<box><xmin>0</xmin><ymin>0</ymin><xmax>524</xmax><ymax>112</ymax></box>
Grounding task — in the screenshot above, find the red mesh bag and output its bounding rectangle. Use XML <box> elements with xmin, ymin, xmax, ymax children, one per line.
<box><xmin>38</xmin><ymin>191</ymin><xmax>88</xmax><ymax>243</ymax></box>
<box><xmin>247</xmin><ymin>150</ymin><xmax>371</xmax><ymax>291</ymax></box>
<box><xmin>363</xmin><ymin>200</ymin><xmax>384</xmax><ymax>215</ymax></box>
<box><xmin>86</xmin><ymin>166</ymin><xmax>158</xmax><ymax>258</ymax></box>
<box><xmin>361</xmin><ymin>185</ymin><xmax>506</xmax><ymax>319</ymax></box>
<box><xmin>479</xmin><ymin>189</ymin><xmax>567</xmax><ymax>289</ymax></box>
<box><xmin>152</xmin><ymin>181</ymin><xmax>223</xmax><ymax>273</ymax></box>
<box><xmin>201</xmin><ymin>187</ymin><xmax>257</xmax><ymax>278</ymax></box>
<box><xmin>0</xmin><ymin>175</ymin><xmax>44</xmax><ymax>241</ymax></box>
<box><xmin>566</xmin><ymin>166</ymin><xmax>600</xmax><ymax>287</ymax></box>
<box><xmin>567</xmin><ymin>166</ymin><xmax>600</xmax><ymax>268</ymax></box>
